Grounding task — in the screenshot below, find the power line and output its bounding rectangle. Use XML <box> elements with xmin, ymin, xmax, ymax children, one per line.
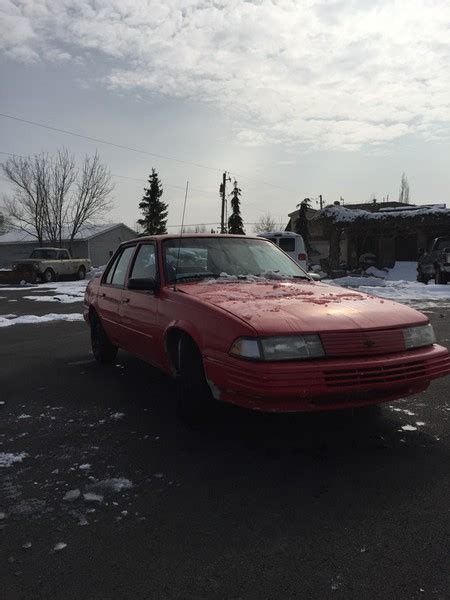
<box><xmin>0</xmin><ymin>112</ymin><xmax>300</xmax><ymax>198</ymax></box>
<box><xmin>0</xmin><ymin>150</ymin><xmax>216</xmax><ymax>197</ymax></box>
<box><xmin>0</xmin><ymin>113</ymin><xmax>222</xmax><ymax>173</ymax></box>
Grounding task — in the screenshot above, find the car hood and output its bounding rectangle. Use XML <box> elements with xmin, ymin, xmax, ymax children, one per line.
<box><xmin>176</xmin><ymin>280</ymin><xmax>426</xmax><ymax>334</ymax></box>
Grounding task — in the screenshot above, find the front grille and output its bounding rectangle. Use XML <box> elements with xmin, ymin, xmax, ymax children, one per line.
<box><xmin>14</xmin><ymin>264</ymin><xmax>33</xmax><ymax>272</ymax></box>
<box><xmin>324</xmin><ymin>359</ymin><xmax>427</xmax><ymax>388</ymax></box>
<box><xmin>320</xmin><ymin>329</ymin><xmax>405</xmax><ymax>357</ymax></box>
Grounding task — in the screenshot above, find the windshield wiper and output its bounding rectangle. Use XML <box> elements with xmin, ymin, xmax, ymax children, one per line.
<box><xmin>174</xmin><ymin>272</ymin><xmax>216</xmax><ymax>282</ymax></box>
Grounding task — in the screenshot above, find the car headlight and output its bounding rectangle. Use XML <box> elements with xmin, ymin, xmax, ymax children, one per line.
<box><xmin>230</xmin><ymin>335</ymin><xmax>325</xmax><ymax>361</ymax></box>
<box><xmin>402</xmin><ymin>324</ymin><xmax>435</xmax><ymax>349</ymax></box>
<box><xmin>33</xmin><ymin>263</ymin><xmax>40</xmax><ymax>271</ymax></box>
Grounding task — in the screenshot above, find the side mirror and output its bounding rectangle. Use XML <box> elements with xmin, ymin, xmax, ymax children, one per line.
<box><xmin>128</xmin><ymin>277</ymin><xmax>158</xmax><ymax>292</ymax></box>
<box><xmin>308</xmin><ymin>272</ymin><xmax>321</xmax><ymax>281</ymax></box>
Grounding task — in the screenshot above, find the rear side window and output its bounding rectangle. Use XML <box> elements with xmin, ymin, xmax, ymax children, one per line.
<box><xmin>130</xmin><ymin>244</ymin><xmax>156</xmax><ymax>279</ymax></box>
<box><xmin>106</xmin><ymin>246</ymin><xmax>135</xmax><ymax>286</ymax></box>
<box><xmin>279</xmin><ymin>238</ymin><xmax>295</xmax><ymax>252</ymax></box>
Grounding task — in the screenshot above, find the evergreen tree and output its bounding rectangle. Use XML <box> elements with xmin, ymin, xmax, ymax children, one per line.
<box><xmin>294</xmin><ymin>198</ymin><xmax>311</xmax><ymax>251</ymax></box>
<box><xmin>137</xmin><ymin>169</ymin><xmax>168</xmax><ymax>235</ymax></box>
<box><xmin>228</xmin><ymin>180</ymin><xmax>245</xmax><ymax>234</ymax></box>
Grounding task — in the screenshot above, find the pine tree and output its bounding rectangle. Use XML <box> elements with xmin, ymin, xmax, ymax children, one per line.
<box><xmin>228</xmin><ymin>180</ymin><xmax>245</xmax><ymax>234</ymax></box>
<box><xmin>137</xmin><ymin>169</ymin><xmax>168</xmax><ymax>235</ymax></box>
<box><xmin>294</xmin><ymin>198</ymin><xmax>311</xmax><ymax>251</ymax></box>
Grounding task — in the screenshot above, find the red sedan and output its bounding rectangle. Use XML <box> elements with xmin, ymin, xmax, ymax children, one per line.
<box><xmin>83</xmin><ymin>234</ymin><xmax>450</xmax><ymax>413</ymax></box>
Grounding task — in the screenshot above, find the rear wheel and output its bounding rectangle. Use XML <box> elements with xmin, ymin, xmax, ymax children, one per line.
<box><xmin>77</xmin><ymin>266</ymin><xmax>86</xmax><ymax>280</ymax></box>
<box><xmin>176</xmin><ymin>334</ymin><xmax>215</xmax><ymax>421</ymax></box>
<box><xmin>43</xmin><ymin>268</ymin><xmax>56</xmax><ymax>283</ymax></box>
<box><xmin>91</xmin><ymin>312</ymin><xmax>118</xmax><ymax>364</ymax></box>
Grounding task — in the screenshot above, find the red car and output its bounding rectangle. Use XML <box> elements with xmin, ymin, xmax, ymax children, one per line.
<box><xmin>83</xmin><ymin>234</ymin><xmax>450</xmax><ymax>413</ymax></box>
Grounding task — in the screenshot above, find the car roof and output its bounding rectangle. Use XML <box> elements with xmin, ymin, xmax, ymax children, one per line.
<box><xmin>32</xmin><ymin>247</ymin><xmax>65</xmax><ymax>251</ymax></box>
<box><xmin>122</xmin><ymin>233</ymin><xmax>263</xmax><ymax>245</ymax></box>
<box><xmin>258</xmin><ymin>231</ymin><xmax>303</xmax><ymax>238</ymax></box>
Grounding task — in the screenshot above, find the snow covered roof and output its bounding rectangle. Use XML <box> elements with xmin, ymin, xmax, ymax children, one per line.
<box><xmin>319</xmin><ymin>204</ymin><xmax>450</xmax><ymax>224</ymax></box>
<box><xmin>0</xmin><ymin>223</ymin><xmax>135</xmax><ymax>245</ymax></box>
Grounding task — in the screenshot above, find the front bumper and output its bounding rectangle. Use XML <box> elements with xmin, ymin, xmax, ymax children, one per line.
<box><xmin>204</xmin><ymin>344</ymin><xmax>450</xmax><ymax>412</ymax></box>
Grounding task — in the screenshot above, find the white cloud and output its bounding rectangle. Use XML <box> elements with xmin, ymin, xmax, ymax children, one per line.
<box><xmin>1</xmin><ymin>0</ymin><xmax>450</xmax><ymax>150</ymax></box>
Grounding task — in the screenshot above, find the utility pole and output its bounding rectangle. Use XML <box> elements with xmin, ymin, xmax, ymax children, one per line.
<box><xmin>220</xmin><ymin>172</ymin><xmax>231</xmax><ymax>233</ymax></box>
<box><xmin>319</xmin><ymin>194</ymin><xmax>323</xmax><ymax>210</ymax></box>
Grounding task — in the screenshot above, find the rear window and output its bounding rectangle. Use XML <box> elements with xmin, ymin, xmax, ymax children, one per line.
<box><xmin>278</xmin><ymin>238</ymin><xmax>295</xmax><ymax>252</ymax></box>
<box><xmin>106</xmin><ymin>246</ymin><xmax>135</xmax><ymax>286</ymax></box>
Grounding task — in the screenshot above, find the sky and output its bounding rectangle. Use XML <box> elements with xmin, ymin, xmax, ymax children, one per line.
<box><xmin>1</xmin><ymin>0</ymin><xmax>450</xmax><ymax>232</ymax></box>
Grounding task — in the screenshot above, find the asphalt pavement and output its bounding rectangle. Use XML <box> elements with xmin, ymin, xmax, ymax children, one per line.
<box><xmin>1</xmin><ymin>288</ymin><xmax>449</xmax><ymax>600</ymax></box>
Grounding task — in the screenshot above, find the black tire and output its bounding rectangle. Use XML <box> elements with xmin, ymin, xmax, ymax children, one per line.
<box><xmin>43</xmin><ymin>268</ymin><xmax>56</xmax><ymax>283</ymax></box>
<box><xmin>435</xmin><ymin>268</ymin><xmax>447</xmax><ymax>285</ymax></box>
<box><xmin>91</xmin><ymin>313</ymin><xmax>118</xmax><ymax>364</ymax></box>
<box><xmin>417</xmin><ymin>269</ymin><xmax>428</xmax><ymax>284</ymax></box>
<box><xmin>176</xmin><ymin>334</ymin><xmax>215</xmax><ymax>421</ymax></box>
<box><xmin>77</xmin><ymin>266</ymin><xmax>86</xmax><ymax>280</ymax></box>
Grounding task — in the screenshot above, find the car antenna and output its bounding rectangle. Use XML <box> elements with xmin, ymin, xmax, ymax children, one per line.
<box><xmin>173</xmin><ymin>180</ymin><xmax>189</xmax><ymax>291</ymax></box>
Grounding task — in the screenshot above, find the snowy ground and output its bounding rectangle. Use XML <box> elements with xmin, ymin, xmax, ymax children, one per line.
<box><xmin>327</xmin><ymin>261</ymin><xmax>450</xmax><ymax>308</ymax></box>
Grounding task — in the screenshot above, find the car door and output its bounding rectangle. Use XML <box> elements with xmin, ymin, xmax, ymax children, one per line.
<box><xmin>57</xmin><ymin>250</ymin><xmax>70</xmax><ymax>276</ymax></box>
<box><xmin>97</xmin><ymin>245</ymin><xmax>136</xmax><ymax>345</ymax></box>
<box><xmin>117</xmin><ymin>242</ymin><xmax>162</xmax><ymax>367</ymax></box>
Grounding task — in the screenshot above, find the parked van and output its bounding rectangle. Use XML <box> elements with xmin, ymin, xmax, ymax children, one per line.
<box><xmin>258</xmin><ymin>231</ymin><xmax>308</xmax><ymax>270</ymax></box>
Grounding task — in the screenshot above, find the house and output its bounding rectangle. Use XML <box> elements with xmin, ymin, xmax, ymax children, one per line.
<box><xmin>0</xmin><ymin>223</ymin><xmax>137</xmax><ymax>268</ymax></box>
<box><xmin>287</xmin><ymin>201</ymin><xmax>450</xmax><ymax>270</ymax></box>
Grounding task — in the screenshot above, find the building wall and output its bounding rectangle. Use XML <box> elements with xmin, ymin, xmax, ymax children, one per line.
<box><xmin>87</xmin><ymin>225</ymin><xmax>136</xmax><ymax>267</ymax></box>
<box><xmin>0</xmin><ymin>243</ymin><xmax>36</xmax><ymax>267</ymax></box>
<box><xmin>0</xmin><ymin>226</ymin><xmax>136</xmax><ymax>268</ymax></box>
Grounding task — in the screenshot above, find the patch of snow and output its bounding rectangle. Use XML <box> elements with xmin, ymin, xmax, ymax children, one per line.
<box><xmin>415</xmin><ymin>421</ymin><xmax>426</xmax><ymax>426</ymax></box>
<box><xmin>53</xmin><ymin>542</ymin><xmax>67</xmax><ymax>551</ymax></box>
<box><xmin>83</xmin><ymin>492</ymin><xmax>103</xmax><ymax>503</ymax></box>
<box><xmin>0</xmin><ymin>452</ymin><xmax>28</xmax><ymax>467</ymax></box>
<box><xmin>23</xmin><ymin>294</ymin><xmax>83</xmax><ymax>304</ymax></box>
<box><xmin>401</xmin><ymin>425</ymin><xmax>417</xmax><ymax>431</ymax></box>
<box><xmin>0</xmin><ymin>313</ymin><xmax>83</xmax><ymax>327</ymax></box>
<box><xmin>86</xmin><ymin>478</ymin><xmax>133</xmax><ymax>493</ymax></box>
<box><xmin>79</xmin><ymin>463</ymin><xmax>91</xmax><ymax>470</ymax></box>
<box><xmin>18</xmin><ymin>414</ymin><xmax>31</xmax><ymax>419</ymax></box>
<box><xmin>63</xmin><ymin>489</ymin><xmax>81</xmax><ymax>502</ymax></box>
<box><xmin>22</xmin><ymin>542</ymin><xmax>32</xmax><ymax>549</ymax></box>
<box><xmin>110</xmin><ymin>412</ymin><xmax>125</xmax><ymax>420</ymax></box>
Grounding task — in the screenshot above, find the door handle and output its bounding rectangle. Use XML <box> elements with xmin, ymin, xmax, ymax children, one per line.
<box><xmin>122</xmin><ymin>298</ymin><xmax>130</xmax><ymax>303</ymax></box>
<box><xmin>100</xmin><ymin>292</ymin><xmax>106</xmax><ymax>298</ymax></box>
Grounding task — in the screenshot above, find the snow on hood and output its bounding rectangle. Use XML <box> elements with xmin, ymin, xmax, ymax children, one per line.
<box><xmin>177</xmin><ymin>279</ymin><xmax>426</xmax><ymax>335</ymax></box>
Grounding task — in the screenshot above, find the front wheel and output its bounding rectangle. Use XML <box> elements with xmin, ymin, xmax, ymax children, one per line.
<box><xmin>43</xmin><ymin>268</ymin><xmax>56</xmax><ymax>283</ymax></box>
<box><xmin>176</xmin><ymin>334</ymin><xmax>215</xmax><ymax>421</ymax></box>
<box><xmin>91</xmin><ymin>313</ymin><xmax>118</xmax><ymax>364</ymax></box>
<box><xmin>435</xmin><ymin>268</ymin><xmax>447</xmax><ymax>285</ymax></box>
<box><xmin>417</xmin><ymin>269</ymin><xmax>429</xmax><ymax>284</ymax></box>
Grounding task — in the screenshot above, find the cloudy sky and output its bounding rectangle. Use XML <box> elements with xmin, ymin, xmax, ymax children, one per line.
<box><xmin>1</xmin><ymin>0</ymin><xmax>450</xmax><ymax>231</ymax></box>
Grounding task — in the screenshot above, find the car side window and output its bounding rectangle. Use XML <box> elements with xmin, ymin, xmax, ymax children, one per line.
<box><xmin>107</xmin><ymin>246</ymin><xmax>135</xmax><ymax>286</ymax></box>
<box><xmin>130</xmin><ymin>244</ymin><xmax>156</xmax><ymax>279</ymax></box>
<box><xmin>57</xmin><ymin>250</ymin><xmax>67</xmax><ymax>259</ymax></box>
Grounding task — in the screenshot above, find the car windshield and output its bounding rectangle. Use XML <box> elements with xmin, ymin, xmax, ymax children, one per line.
<box><xmin>163</xmin><ymin>237</ymin><xmax>309</xmax><ymax>283</ymax></box>
<box><xmin>435</xmin><ymin>239</ymin><xmax>450</xmax><ymax>251</ymax></box>
<box><xmin>30</xmin><ymin>249</ymin><xmax>59</xmax><ymax>259</ymax></box>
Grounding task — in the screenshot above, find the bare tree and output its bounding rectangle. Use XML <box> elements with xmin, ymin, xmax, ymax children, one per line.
<box><xmin>1</xmin><ymin>149</ymin><xmax>114</xmax><ymax>249</ymax></box>
<box><xmin>253</xmin><ymin>213</ymin><xmax>286</xmax><ymax>233</ymax></box>
<box><xmin>43</xmin><ymin>149</ymin><xmax>76</xmax><ymax>246</ymax></box>
<box><xmin>1</xmin><ymin>154</ymin><xmax>49</xmax><ymax>244</ymax></box>
<box><xmin>398</xmin><ymin>172</ymin><xmax>410</xmax><ymax>203</ymax></box>
<box><xmin>68</xmin><ymin>152</ymin><xmax>114</xmax><ymax>251</ymax></box>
